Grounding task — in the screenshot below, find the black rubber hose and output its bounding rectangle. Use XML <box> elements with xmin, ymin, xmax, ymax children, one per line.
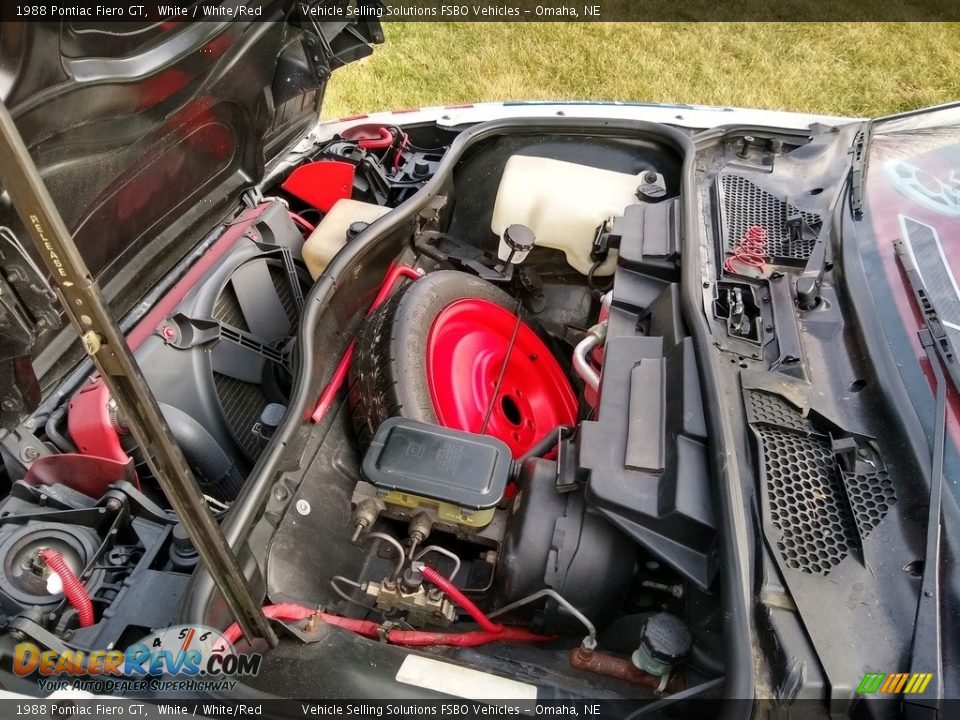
<box><xmin>158</xmin><ymin>404</ymin><xmax>244</xmax><ymax>501</ymax></box>
<box><xmin>44</xmin><ymin>405</ymin><xmax>77</xmax><ymax>453</ymax></box>
<box><xmin>517</xmin><ymin>425</ymin><xmax>574</xmax><ymax>464</ymax></box>
<box><xmin>117</xmin><ymin>403</ymin><xmax>244</xmax><ymax>501</ymax></box>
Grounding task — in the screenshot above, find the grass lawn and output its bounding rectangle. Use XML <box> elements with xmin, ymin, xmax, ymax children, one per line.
<box><xmin>323</xmin><ymin>23</ymin><xmax>960</xmax><ymax>120</ymax></box>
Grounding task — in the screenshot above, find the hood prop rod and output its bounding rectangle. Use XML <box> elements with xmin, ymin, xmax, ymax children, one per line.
<box><xmin>0</xmin><ymin>101</ymin><xmax>276</xmax><ymax>647</ymax></box>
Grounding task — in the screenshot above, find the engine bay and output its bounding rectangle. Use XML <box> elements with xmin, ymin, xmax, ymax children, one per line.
<box><xmin>1</xmin><ymin>117</ymin><xmax>726</xmax><ymax>700</ymax></box>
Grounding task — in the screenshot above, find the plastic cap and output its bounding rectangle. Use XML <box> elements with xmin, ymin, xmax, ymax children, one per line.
<box><xmin>503</xmin><ymin>224</ymin><xmax>536</xmax><ymax>252</ymax></box>
<box><xmin>631</xmin><ymin>612</ymin><xmax>692</xmax><ymax>676</ymax></box>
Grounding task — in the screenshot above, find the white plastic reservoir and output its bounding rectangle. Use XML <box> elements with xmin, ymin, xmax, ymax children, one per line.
<box><xmin>490</xmin><ymin>155</ymin><xmax>644</xmax><ymax>276</ymax></box>
<box><xmin>303</xmin><ymin>199</ymin><xmax>391</xmax><ymax>279</ymax></box>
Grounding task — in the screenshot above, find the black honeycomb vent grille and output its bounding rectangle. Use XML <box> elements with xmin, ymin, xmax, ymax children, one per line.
<box><xmin>746</xmin><ymin>390</ymin><xmax>811</xmax><ymax>433</ymax></box>
<box><xmin>745</xmin><ymin>390</ymin><xmax>901</xmax><ymax>576</ymax></box>
<box><xmin>756</xmin><ymin>426</ymin><xmax>860</xmax><ymax>575</ymax></box>
<box><xmin>719</xmin><ymin>174</ymin><xmax>822</xmax><ymax>261</ymax></box>
<box><xmin>843</xmin><ymin>470</ymin><xmax>896</xmax><ymax>540</ymax></box>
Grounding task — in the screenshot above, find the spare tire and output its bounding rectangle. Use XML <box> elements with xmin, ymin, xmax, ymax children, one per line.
<box><xmin>349</xmin><ymin>270</ymin><xmax>577</xmax><ymax>457</ymax></box>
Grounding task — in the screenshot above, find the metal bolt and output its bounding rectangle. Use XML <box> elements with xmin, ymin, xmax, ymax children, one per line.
<box><xmin>295</xmin><ymin>499</ymin><xmax>311</xmax><ymax>516</ymax></box>
<box><xmin>644</xmin><ymin>171</ymin><xmax>658</xmax><ymax>184</ymax></box>
<box><xmin>640</xmin><ymin>580</ymin><xmax>684</xmax><ymax>599</ymax></box>
<box><xmin>738</xmin><ymin>136</ymin><xmax>755</xmax><ymax>158</ymax></box>
<box><xmin>274</xmin><ymin>486</ymin><xmax>289</xmax><ymax>501</ymax></box>
<box><xmin>1</xmin><ymin>396</ymin><xmax>19</xmax><ymax>412</ymax></box>
<box><xmin>20</xmin><ymin>446</ymin><xmax>39</xmax><ymax>462</ymax></box>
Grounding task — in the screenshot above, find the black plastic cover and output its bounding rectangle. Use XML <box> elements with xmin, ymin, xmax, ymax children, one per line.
<box><xmin>362</xmin><ymin>418</ymin><xmax>511</xmax><ymax>510</ymax></box>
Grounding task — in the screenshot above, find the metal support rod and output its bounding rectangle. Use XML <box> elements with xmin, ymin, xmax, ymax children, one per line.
<box><xmin>0</xmin><ymin>101</ymin><xmax>276</xmax><ymax>646</ymax></box>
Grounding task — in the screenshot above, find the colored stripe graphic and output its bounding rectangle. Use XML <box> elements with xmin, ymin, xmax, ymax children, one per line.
<box><xmin>857</xmin><ymin>674</ymin><xmax>886</xmax><ymax>694</ymax></box>
<box><xmin>858</xmin><ymin>672</ymin><xmax>933</xmax><ymax>695</ymax></box>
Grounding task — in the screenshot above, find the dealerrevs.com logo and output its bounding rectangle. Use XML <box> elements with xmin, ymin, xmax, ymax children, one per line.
<box><xmin>13</xmin><ymin>624</ymin><xmax>261</xmax><ymax>693</ymax></box>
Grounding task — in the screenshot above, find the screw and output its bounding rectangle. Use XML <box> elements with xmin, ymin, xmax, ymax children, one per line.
<box><xmin>274</xmin><ymin>486</ymin><xmax>289</xmax><ymax>502</ymax></box>
<box><xmin>295</xmin><ymin>499</ymin><xmax>311</xmax><ymax>516</ymax></box>
<box><xmin>1</xmin><ymin>396</ymin><xmax>19</xmax><ymax>412</ymax></box>
<box><xmin>738</xmin><ymin>136</ymin><xmax>755</xmax><ymax>158</ymax></box>
<box><xmin>640</xmin><ymin>580</ymin><xmax>684</xmax><ymax>599</ymax></box>
<box><xmin>644</xmin><ymin>171</ymin><xmax>658</xmax><ymax>184</ymax></box>
<box><xmin>20</xmin><ymin>446</ymin><xmax>40</xmax><ymax>462</ymax></box>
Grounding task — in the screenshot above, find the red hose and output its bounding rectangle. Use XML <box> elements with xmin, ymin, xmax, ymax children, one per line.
<box><xmin>222</xmin><ymin>604</ymin><xmax>379</xmax><ymax>646</ymax></box>
<box><xmin>310</xmin><ymin>264</ymin><xmax>422</xmax><ymax>423</ymax></box>
<box><xmin>40</xmin><ymin>549</ymin><xmax>94</xmax><ymax>628</ymax></box>
<box><xmin>221</xmin><ymin>604</ymin><xmax>551</xmax><ymax>649</ymax></box>
<box><xmin>421</xmin><ymin>566</ymin><xmax>502</xmax><ymax>633</ymax></box>
<box><xmin>288</xmin><ymin>211</ymin><xmax>316</xmax><ymax>234</ymax></box>
<box><xmin>386</xmin><ymin>627</ymin><xmax>549</xmax><ymax>647</ymax></box>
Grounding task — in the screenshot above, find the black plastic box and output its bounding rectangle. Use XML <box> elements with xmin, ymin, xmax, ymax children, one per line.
<box><xmin>361</xmin><ymin>418</ymin><xmax>511</xmax><ymax>511</ymax></box>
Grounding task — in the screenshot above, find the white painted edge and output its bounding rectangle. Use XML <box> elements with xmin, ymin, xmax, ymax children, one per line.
<box><xmin>395</xmin><ymin>654</ymin><xmax>537</xmax><ymax>701</ymax></box>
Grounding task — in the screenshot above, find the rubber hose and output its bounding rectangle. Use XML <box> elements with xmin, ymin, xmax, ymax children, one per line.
<box><xmin>40</xmin><ymin>549</ymin><xmax>94</xmax><ymax>628</ymax></box>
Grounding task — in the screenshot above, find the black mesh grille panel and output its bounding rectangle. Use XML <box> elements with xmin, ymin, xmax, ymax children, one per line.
<box><xmin>843</xmin><ymin>470</ymin><xmax>896</xmax><ymax>540</ymax></box>
<box><xmin>213</xmin><ymin>372</ymin><xmax>268</xmax><ymax>459</ymax></box>
<box><xmin>720</xmin><ymin>174</ymin><xmax>822</xmax><ymax>261</ymax></box>
<box><xmin>758</xmin><ymin>426</ymin><xmax>860</xmax><ymax>575</ymax></box>
<box><xmin>746</xmin><ymin>391</ymin><xmax>811</xmax><ymax>432</ymax></box>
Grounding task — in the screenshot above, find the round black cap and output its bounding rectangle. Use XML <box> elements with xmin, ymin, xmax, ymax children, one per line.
<box><xmin>639</xmin><ymin>612</ymin><xmax>693</xmax><ymax>666</ymax></box>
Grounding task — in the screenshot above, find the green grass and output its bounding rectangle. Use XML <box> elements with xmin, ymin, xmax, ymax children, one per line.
<box><xmin>323</xmin><ymin>23</ymin><xmax>960</xmax><ymax>120</ymax></box>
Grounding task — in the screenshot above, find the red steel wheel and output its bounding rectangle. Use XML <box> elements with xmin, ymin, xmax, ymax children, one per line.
<box><xmin>426</xmin><ymin>298</ymin><xmax>576</xmax><ymax>457</ymax></box>
<box><xmin>349</xmin><ymin>271</ymin><xmax>577</xmax><ymax>457</ymax></box>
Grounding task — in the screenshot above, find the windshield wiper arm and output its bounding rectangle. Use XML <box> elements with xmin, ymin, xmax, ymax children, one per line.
<box><xmin>904</xmin><ymin>328</ymin><xmax>945</xmax><ymax>719</ymax></box>
<box><xmin>849</xmin><ymin>121</ymin><xmax>872</xmax><ymax>220</ymax></box>
<box><xmin>895</xmin><ymin>240</ymin><xmax>945</xmax><ymax>718</ymax></box>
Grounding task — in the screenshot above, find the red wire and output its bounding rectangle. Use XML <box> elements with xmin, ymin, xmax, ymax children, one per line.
<box><xmin>421</xmin><ymin>565</ymin><xmax>502</xmax><ymax>633</ymax></box>
<box><xmin>40</xmin><ymin>549</ymin><xmax>94</xmax><ymax>628</ymax></box>
<box><xmin>221</xmin><ymin>603</ymin><xmax>552</xmax><ymax>648</ymax></box>
<box><xmin>723</xmin><ymin>225</ymin><xmax>768</xmax><ymax>274</ymax></box>
<box><xmin>392</xmin><ymin>132</ymin><xmax>409</xmax><ymax>173</ymax></box>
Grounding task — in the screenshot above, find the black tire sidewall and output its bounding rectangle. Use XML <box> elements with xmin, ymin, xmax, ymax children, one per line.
<box><xmin>350</xmin><ymin>270</ymin><xmax>521</xmax><ymax>444</ymax></box>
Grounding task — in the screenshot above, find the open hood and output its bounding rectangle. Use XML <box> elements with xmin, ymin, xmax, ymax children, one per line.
<box><xmin>0</xmin><ymin>9</ymin><xmax>381</xmax><ymax>421</ymax></box>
